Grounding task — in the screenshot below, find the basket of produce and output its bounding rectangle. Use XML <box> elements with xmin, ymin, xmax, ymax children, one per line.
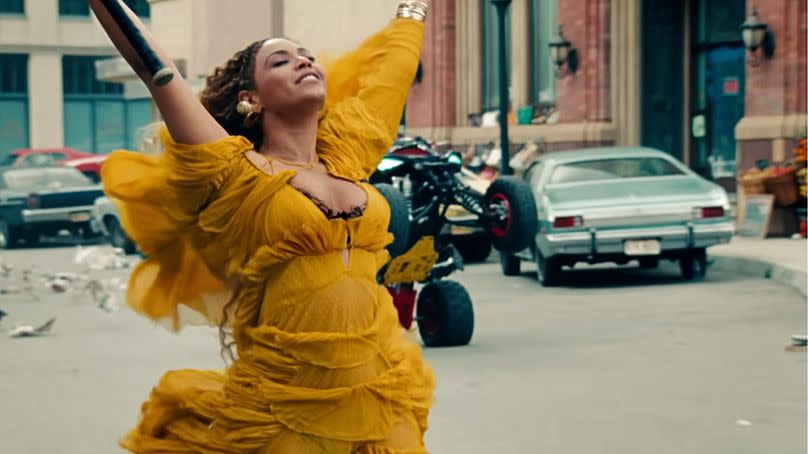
<box><xmin>763</xmin><ymin>165</ymin><xmax>799</xmax><ymax>206</ymax></box>
<box><xmin>737</xmin><ymin>168</ymin><xmax>768</xmax><ymax>195</ymax></box>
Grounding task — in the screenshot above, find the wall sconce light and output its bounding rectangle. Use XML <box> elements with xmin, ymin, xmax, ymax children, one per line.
<box><xmin>548</xmin><ymin>26</ymin><xmax>578</xmax><ymax>79</ymax></box>
<box><xmin>740</xmin><ymin>7</ymin><xmax>775</xmax><ymax>66</ymax></box>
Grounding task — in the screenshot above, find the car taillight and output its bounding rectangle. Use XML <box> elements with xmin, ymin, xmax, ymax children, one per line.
<box><xmin>695</xmin><ymin>206</ymin><xmax>725</xmax><ymax>218</ymax></box>
<box><xmin>553</xmin><ymin>216</ymin><xmax>584</xmax><ymax>229</ymax></box>
<box><xmin>26</xmin><ymin>193</ymin><xmax>40</xmax><ymax>209</ymax></box>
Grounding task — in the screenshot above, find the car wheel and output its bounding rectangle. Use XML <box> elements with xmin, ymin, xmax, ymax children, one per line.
<box><xmin>679</xmin><ymin>248</ymin><xmax>707</xmax><ymax>280</ymax></box>
<box><xmin>499</xmin><ymin>253</ymin><xmax>521</xmax><ymax>276</ymax></box>
<box><xmin>638</xmin><ymin>257</ymin><xmax>660</xmax><ymax>269</ymax></box>
<box><xmin>107</xmin><ymin>217</ymin><xmax>136</xmax><ymax>255</ymax></box>
<box><xmin>452</xmin><ymin>233</ymin><xmax>492</xmax><ymax>263</ymax></box>
<box><xmin>535</xmin><ymin>249</ymin><xmax>562</xmax><ymax>286</ymax></box>
<box><xmin>484</xmin><ymin>176</ymin><xmax>538</xmax><ymax>254</ymax></box>
<box><xmin>0</xmin><ymin>220</ymin><xmax>19</xmax><ymax>250</ymax></box>
<box><xmin>417</xmin><ymin>280</ymin><xmax>474</xmax><ymax>347</ymax></box>
<box><xmin>374</xmin><ymin>183</ymin><xmax>411</xmax><ymax>259</ymax></box>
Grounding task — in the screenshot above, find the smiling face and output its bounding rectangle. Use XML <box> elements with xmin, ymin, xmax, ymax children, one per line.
<box><xmin>240</xmin><ymin>38</ymin><xmax>326</xmax><ymax>115</ymax></box>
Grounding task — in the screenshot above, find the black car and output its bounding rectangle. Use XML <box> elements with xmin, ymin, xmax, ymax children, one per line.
<box><xmin>0</xmin><ymin>166</ymin><xmax>104</xmax><ymax>249</ymax></box>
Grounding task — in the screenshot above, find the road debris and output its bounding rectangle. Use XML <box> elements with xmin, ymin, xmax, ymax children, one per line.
<box><xmin>74</xmin><ymin>245</ymin><xmax>129</xmax><ymax>271</ymax></box>
<box><xmin>785</xmin><ymin>334</ymin><xmax>807</xmax><ymax>352</ymax></box>
<box><xmin>8</xmin><ymin>317</ymin><xmax>56</xmax><ymax>338</ymax></box>
<box><xmin>735</xmin><ymin>420</ymin><xmax>752</xmax><ymax>427</ymax></box>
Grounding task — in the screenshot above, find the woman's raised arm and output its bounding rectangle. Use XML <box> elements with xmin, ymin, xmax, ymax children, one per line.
<box><xmin>89</xmin><ymin>0</ymin><xmax>227</xmax><ymax>144</ymax></box>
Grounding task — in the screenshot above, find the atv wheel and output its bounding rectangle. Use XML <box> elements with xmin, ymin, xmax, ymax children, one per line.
<box><xmin>535</xmin><ymin>249</ymin><xmax>562</xmax><ymax>286</ymax></box>
<box><xmin>679</xmin><ymin>248</ymin><xmax>707</xmax><ymax>281</ymax></box>
<box><xmin>484</xmin><ymin>177</ymin><xmax>537</xmax><ymax>253</ymax></box>
<box><xmin>417</xmin><ymin>280</ymin><xmax>474</xmax><ymax>347</ymax></box>
<box><xmin>374</xmin><ymin>183</ymin><xmax>411</xmax><ymax>259</ymax></box>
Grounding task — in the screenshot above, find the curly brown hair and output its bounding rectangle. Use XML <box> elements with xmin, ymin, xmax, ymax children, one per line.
<box><xmin>199</xmin><ymin>39</ymin><xmax>266</xmax><ymax>147</ymax></box>
<box><xmin>198</xmin><ymin>40</ymin><xmax>267</xmax><ymax>363</ymax></box>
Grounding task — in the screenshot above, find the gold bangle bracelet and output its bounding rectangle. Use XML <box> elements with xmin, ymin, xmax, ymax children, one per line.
<box><xmin>396</xmin><ymin>1</ymin><xmax>429</xmax><ymax>22</ymax></box>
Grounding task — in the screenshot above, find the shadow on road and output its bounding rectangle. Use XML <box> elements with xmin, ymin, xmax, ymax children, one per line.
<box><xmin>477</xmin><ymin>254</ymin><xmax>740</xmax><ymax>290</ymax></box>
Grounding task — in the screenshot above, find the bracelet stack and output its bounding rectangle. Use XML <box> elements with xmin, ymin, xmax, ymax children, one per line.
<box><xmin>396</xmin><ymin>1</ymin><xmax>429</xmax><ymax>22</ymax></box>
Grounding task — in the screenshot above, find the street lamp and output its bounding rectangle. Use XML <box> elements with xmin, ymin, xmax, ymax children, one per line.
<box><xmin>491</xmin><ymin>0</ymin><xmax>512</xmax><ymax>176</ymax></box>
<box><xmin>740</xmin><ymin>7</ymin><xmax>775</xmax><ymax>66</ymax></box>
<box><xmin>548</xmin><ymin>26</ymin><xmax>578</xmax><ymax>78</ymax></box>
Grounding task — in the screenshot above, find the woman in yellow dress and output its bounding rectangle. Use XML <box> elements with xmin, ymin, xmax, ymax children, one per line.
<box><xmin>89</xmin><ymin>1</ymin><xmax>435</xmax><ymax>452</ymax></box>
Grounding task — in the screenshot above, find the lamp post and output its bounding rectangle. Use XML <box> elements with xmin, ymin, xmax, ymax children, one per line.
<box><xmin>491</xmin><ymin>0</ymin><xmax>512</xmax><ymax>175</ymax></box>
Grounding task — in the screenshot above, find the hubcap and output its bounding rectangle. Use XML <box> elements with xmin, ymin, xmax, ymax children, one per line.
<box><xmin>488</xmin><ymin>193</ymin><xmax>512</xmax><ymax>237</ymax></box>
<box><xmin>0</xmin><ymin>223</ymin><xmax>8</xmax><ymax>249</ymax></box>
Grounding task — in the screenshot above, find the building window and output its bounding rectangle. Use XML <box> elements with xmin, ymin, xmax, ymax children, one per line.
<box><xmin>481</xmin><ymin>1</ymin><xmax>511</xmax><ymax>112</ymax></box>
<box><xmin>0</xmin><ymin>54</ymin><xmax>29</xmax><ymax>163</ymax></box>
<box><xmin>62</xmin><ymin>55</ymin><xmax>151</xmax><ymax>152</ymax></box>
<box><xmin>0</xmin><ymin>0</ymin><xmax>24</xmax><ymax>14</ymax></box>
<box><xmin>59</xmin><ymin>0</ymin><xmax>89</xmax><ymax>16</ymax></box>
<box><xmin>59</xmin><ymin>0</ymin><xmax>149</xmax><ymax>18</ymax></box>
<box><xmin>529</xmin><ymin>0</ymin><xmax>557</xmax><ymax>106</ymax></box>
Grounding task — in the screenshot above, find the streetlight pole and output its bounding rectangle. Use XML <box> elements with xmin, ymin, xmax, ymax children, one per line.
<box><xmin>491</xmin><ymin>0</ymin><xmax>512</xmax><ymax>176</ymax></box>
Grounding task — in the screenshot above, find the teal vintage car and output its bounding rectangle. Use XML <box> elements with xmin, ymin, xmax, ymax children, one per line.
<box><xmin>499</xmin><ymin>147</ymin><xmax>735</xmax><ymax>285</ymax></box>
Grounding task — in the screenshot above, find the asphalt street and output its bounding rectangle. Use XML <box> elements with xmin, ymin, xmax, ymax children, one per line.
<box><xmin>0</xmin><ymin>242</ymin><xmax>805</xmax><ymax>454</ymax></box>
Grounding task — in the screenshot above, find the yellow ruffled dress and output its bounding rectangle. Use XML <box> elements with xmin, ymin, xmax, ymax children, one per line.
<box><xmin>101</xmin><ymin>18</ymin><xmax>435</xmax><ymax>454</ymax></box>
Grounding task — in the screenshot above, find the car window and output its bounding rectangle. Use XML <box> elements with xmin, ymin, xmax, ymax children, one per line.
<box><xmin>0</xmin><ymin>152</ymin><xmax>18</xmax><ymax>166</ymax></box>
<box><xmin>548</xmin><ymin>157</ymin><xmax>685</xmax><ymax>184</ymax></box>
<box><xmin>49</xmin><ymin>152</ymin><xmax>68</xmax><ymax>161</ymax></box>
<box><xmin>526</xmin><ymin>161</ymin><xmax>545</xmax><ymax>188</ymax></box>
<box><xmin>1</xmin><ymin>167</ymin><xmax>92</xmax><ymax>190</ymax></box>
<box><xmin>21</xmin><ymin>154</ymin><xmax>56</xmax><ymax>166</ymax></box>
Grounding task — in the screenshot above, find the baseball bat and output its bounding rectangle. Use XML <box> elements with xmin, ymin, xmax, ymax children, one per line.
<box><xmin>97</xmin><ymin>0</ymin><xmax>174</xmax><ymax>86</ymax></box>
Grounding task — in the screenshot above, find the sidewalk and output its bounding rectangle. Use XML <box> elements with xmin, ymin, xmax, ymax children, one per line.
<box><xmin>710</xmin><ymin>236</ymin><xmax>807</xmax><ymax>297</ymax></box>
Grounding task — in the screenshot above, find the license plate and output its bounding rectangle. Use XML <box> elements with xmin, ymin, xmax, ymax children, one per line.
<box><xmin>70</xmin><ymin>212</ymin><xmax>91</xmax><ymax>222</ymax></box>
<box><xmin>624</xmin><ymin>239</ymin><xmax>661</xmax><ymax>256</ymax></box>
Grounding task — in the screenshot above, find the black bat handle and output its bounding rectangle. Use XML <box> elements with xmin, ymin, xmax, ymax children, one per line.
<box><xmin>97</xmin><ymin>0</ymin><xmax>174</xmax><ymax>86</ymax></box>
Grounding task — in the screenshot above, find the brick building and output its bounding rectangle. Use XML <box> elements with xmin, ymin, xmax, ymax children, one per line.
<box><xmin>405</xmin><ymin>0</ymin><xmax>807</xmax><ymax>192</ymax></box>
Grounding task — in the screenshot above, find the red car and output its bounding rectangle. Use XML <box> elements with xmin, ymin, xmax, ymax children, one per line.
<box><xmin>1</xmin><ymin>148</ymin><xmax>108</xmax><ymax>182</ymax></box>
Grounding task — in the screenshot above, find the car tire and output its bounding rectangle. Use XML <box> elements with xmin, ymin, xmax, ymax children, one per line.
<box><xmin>484</xmin><ymin>176</ymin><xmax>538</xmax><ymax>254</ymax></box>
<box><xmin>0</xmin><ymin>220</ymin><xmax>19</xmax><ymax>250</ymax></box>
<box><xmin>680</xmin><ymin>248</ymin><xmax>707</xmax><ymax>280</ymax></box>
<box><xmin>638</xmin><ymin>257</ymin><xmax>660</xmax><ymax>269</ymax></box>
<box><xmin>500</xmin><ymin>253</ymin><xmax>521</xmax><ymax>276</ymax></box>
<box><xmin>452</xmin><ymin>233</ymin><xmax>492</xmax><ymax>263</ymax></box>
<box><xmin>416</xmin><ymin>280</ymin><xmax>474</xmax><ymax>347</ymax></box>
<box><xmin>374</xmin><ymin>183</ymin><xmax>411</xmax><ymax>259</ymax></box>
<box><xmin>107</xmin><ymin>217</ymin><xmax>136</xmax><ymax>255</ymax></box>
<box><xmin>535</xmin><ymin>249</ymin><xmax>562</xmax><ymax>286</ymax></box>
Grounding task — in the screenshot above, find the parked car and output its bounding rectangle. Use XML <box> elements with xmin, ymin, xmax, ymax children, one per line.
<box><xmin>0</xmin><ymin>166</ymin><xmax>104</xmax><ymax>249</ymax></box>
<box><xmin>1</xmin><ymin>148</ymin><xmax>108</xmax><ymax>182</ymax></box>
<box><xmin>500</xmin><ymin>147</ymin><xmax>735</xmax><ymax>285</ymax></box>
<box><xmin>91</xmin><ymin>196</ymin><xmax>137</xmax><ymax>254</ymax></box>
<box><xmin>63</xmin><ymin>155</ymin><xmax>108</xmax><ymax>183</ymax></box>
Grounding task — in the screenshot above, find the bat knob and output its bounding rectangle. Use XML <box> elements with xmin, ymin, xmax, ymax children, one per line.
<box><xmin>153</xmin><ymin>67</ymin><xmax>175</xmax><ymax>86</ymax></box>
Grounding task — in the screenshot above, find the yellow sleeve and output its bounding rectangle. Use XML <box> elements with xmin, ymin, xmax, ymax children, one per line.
<box><xmin>100</xmin><ymin>127</ymin><xmax>252</xmax><ymax>331</ymax></box>
<box><xmin>317</xmin><ymin>18</ymin><xmax>425</xmax><ymax>179</ymax></box>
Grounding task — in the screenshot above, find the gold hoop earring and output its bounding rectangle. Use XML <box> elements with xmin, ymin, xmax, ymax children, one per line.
<box><xmin>237</xmin><ymin>100</ymin><xmax>253</xmax><ymax>116</ymax></box>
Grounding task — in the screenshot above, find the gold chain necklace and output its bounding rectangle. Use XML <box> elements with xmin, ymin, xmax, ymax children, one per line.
<box><xmin>266</xmin><ymin>154</ymin><xmax>318</xmax><ymax>170</ymax></box>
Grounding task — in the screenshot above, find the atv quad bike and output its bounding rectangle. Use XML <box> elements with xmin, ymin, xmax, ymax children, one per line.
<box><xmin>370</xmin><ymin>138</ymin><xmax>537</xmax><ymax>347</ymax></box>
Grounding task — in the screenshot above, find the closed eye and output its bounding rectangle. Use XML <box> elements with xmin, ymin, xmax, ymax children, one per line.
<box><xmin>273</xmin><ymin>60</ymin><xmax>289</xmax><ymax>67</ymax></box>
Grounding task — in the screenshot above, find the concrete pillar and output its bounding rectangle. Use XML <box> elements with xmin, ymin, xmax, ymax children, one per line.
<box><xmin>610</xmin><ymin>0</ymin><xmax>641</xmax><ymax>145</ymax></box>
<box><xmin>510</xmin><ymin>0</ymin><xmax>530</xmax><ymax>109</ymax></box>
<box><xmin>455</xmin><ymin>0</ymin><xmax>482</xmax><ymax>125</ymax></box>
<box><xmin>28</xmin><ymin>52</ymin><xmax>64</xmax><ymax>148</ymax></box>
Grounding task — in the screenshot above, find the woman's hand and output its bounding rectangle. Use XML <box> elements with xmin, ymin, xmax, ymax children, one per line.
<box><xmin>88</xmin><ymin>0</ymin><xmax>227</xmax><ymax>145</ymax></box>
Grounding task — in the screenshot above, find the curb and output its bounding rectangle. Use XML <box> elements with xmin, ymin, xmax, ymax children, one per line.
<box><xmin>711</xmin><ymin>255</ymin><xmax>807</xmax><ymax>297</ymax></box>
